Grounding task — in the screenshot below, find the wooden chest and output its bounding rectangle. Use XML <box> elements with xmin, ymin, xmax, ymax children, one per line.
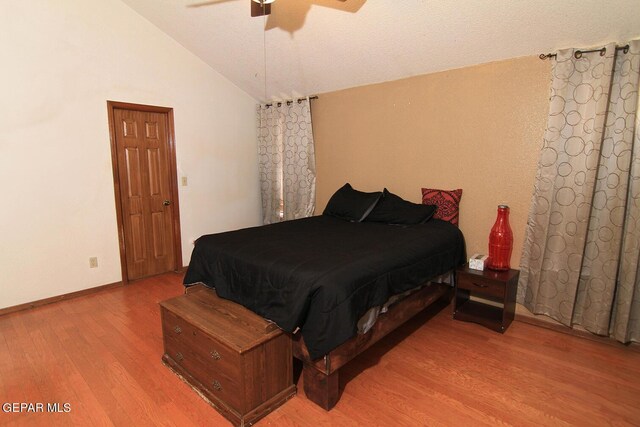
<box><xmin>160</xmin><ymin>285</ymin><xmax>296</xmax><ymax>426</ymax></box>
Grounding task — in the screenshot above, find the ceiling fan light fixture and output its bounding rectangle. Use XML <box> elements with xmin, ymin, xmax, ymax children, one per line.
<box><xmin>252</xmin><ymin>0</ymin><xmax>276</xmax><ymax>4</ymax></box>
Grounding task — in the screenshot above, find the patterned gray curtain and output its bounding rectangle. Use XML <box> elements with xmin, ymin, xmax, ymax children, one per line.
<box><xmin>257</xmin><ymin>98</ymin><xmax>316</xmax><ymax>224</ymax></box>
<box><xmin>518</xmin><ymin>39</ymin><xmax>640</xmax><ymax>343</ymax></box>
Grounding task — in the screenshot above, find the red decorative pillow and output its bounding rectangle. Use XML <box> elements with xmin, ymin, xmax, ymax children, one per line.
<box><xmin>421</xmin><ymin>188</ymin><xmax>463</xmax><ymax>226</ymax></box>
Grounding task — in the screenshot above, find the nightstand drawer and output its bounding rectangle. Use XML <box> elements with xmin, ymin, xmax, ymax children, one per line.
<box><xmin>457</xmin><ymin>272</ymin><xmax>505</xmax><ymax>298</ymax></box>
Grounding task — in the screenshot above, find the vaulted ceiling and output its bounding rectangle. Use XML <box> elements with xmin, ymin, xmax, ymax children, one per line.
<box><xmin>121</xmin><ymin>0</ymin><xmax>640</xmax><ymax>101</ymax></box>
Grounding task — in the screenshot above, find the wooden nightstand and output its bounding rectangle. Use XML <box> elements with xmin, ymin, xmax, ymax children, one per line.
<box><xmin>453</xmin><ymin>265</ymin><xmax>519</xmax><ymax>333</ymax></box>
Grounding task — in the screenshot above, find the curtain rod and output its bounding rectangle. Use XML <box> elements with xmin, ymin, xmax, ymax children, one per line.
<box><xmin>539</xmin><ymin>44</ymin><xmax>630</xmax><ymax>60</ymax></box>
<box><xmin>264</xmin><ymin>96</ymin><xmax>318</xmax><ymax>108</ymax></box>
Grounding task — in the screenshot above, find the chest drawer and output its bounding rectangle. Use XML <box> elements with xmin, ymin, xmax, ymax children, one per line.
<box><xmin>162</xmin><ymin>308</ymin><xmax>239</xmax><ymax>373</ymax></box>
<box><xmin>456</xmin><ymin>271</ymin><xmax>505</xmax><ymax>298</ymax></box>
<box><xmin>162</xmin><ymin>309</ymin><xmax>242</xmax><ymax>411</ymax></box>
<box><xmin>163</xmin><ymin>333</ymin><xmax>242</xmax><ymax>411</ymax></box>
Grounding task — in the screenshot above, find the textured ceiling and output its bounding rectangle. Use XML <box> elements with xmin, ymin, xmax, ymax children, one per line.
<box><xmin>121</xmin><ymin>0</ymin><xmax>640</xmax><ymax>101</ymax></box>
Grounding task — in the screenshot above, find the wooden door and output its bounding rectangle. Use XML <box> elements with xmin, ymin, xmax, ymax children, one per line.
<box><xmin>111</xmin><ymin>106</ymin><xmax>179</xmax><ymax>280</ymax></box>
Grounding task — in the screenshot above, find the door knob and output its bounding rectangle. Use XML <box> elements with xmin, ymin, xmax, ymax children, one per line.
<box><xmin>163</xmin><ymin>200</ymin><xmax>171</xmax><ymax>206</ymax></box>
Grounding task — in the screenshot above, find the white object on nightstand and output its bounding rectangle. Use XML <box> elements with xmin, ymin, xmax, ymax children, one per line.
<box><xmin>469</xmin><ymin>253</ymin><xmax>489</xmax><ymax>270</ymax></box>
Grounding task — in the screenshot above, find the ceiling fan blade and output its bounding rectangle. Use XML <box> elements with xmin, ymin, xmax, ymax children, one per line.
<box><xmin>310</xmin><ymin>0</ymin><xmax>365</xmax><ymax>13</ymax></box>
<box><xmin>251</xmin><ymin>0</ymin><xmax>271</xmax><ymax>17</ymax></box>
<box><xmin>187</xmin><ymin>0</ymin><xmax>238</xmax><ymax>8</ymax></box>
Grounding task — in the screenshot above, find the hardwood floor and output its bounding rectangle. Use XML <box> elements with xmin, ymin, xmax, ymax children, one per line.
<box><xmin>1</xmin><ymin>273</ymin><xmax>639</xmax><ymax>426</ymax></box>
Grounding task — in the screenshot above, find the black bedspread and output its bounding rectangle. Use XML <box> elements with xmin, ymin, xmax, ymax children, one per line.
<box><xmin>184</xmin><ymin>215</ymin><xmax>465</xmax><ymax>359</ymax></box>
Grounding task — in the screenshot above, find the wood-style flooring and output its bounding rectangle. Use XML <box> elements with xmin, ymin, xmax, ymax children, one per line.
<box><xmin>0</xmin><ymin>273</ymin><xmax>639</xmax><ymax>426</ymax></box>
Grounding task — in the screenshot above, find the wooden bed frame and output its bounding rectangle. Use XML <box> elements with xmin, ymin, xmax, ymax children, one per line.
<box><xmin>292</xmin><ymin>281</ymin><xmax>452</xmax><ymax>410</ymax></box>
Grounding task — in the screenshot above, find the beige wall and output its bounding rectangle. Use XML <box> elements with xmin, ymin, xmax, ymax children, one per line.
<box><xmin>0</xmin><ymin>0</ymin><xmax>260</xmax><ymax>309</ymax></box>
<box><xmin>312</xmin><ymin>56</ymin><xmax>550</xmax><ymax>267</ymax></box>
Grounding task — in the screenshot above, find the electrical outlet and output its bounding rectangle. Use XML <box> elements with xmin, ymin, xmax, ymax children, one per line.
<box><xmin>89</xmin><ymin>257</ymin><xmax>98</xmax><ymax>268</ymax></box>
<box><xmin>181</xmin><ymin>176</ymin><xmax>188</xmax><ymax>186</ymax></box>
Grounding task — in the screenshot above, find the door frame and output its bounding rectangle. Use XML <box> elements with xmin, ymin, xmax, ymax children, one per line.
<box><xmin>107</xmin><ymin>100</ymin><xmax>183</xmax><ymax>284</ymax></box>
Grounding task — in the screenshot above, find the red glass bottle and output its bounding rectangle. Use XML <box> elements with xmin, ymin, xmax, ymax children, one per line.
<box><xmin>488</xmin><ymin>205</ymin><xmax>513</xmax><ymax>271</ymax></box>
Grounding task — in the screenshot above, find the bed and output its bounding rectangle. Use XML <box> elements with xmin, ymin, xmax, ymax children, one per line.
<box><xmin>183</xmin><ymin>202</ymin><xmax>465</xmax><ymax>409</ymax></box>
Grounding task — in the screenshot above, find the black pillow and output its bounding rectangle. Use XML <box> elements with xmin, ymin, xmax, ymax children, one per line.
<box><xmin>323</xmin><ymin>183</ymin><xmax>382</xmax><ymax>222</ymax></box>
<box><xmin>366</xmin><ymin>188</ymin><xmax>437</xmax><ymax>225</ymax></box>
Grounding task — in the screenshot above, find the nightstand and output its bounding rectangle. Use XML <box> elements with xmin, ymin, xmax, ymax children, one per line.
<box><xmin>453</xmin><ymin>265</ymin><xmax>519</xmax><ymax>332</ymax></box>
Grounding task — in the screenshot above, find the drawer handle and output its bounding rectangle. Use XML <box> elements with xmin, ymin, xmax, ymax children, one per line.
<box><xmin>174</xmin><ymin>325</ymin><xmax>182</xmax><ymax>334</ymax></box>
<box><xmin>175</xmin><ymin>352</ymin><xmax>184</xmax><ymax>361</ymax></box>
<box><xmin>212</xmin><ymin>380</ymin><xmax>222</xmax><ymax>391</ymax></box>
<box><xmin>472</xmin><ymin>282</ymin><xmax>488</xmax><ymax>288</ymax></box>
<box><xmin>211</xmin><ymin>351</ymin><xmax>221</xmax><ymax>360</ymax></box>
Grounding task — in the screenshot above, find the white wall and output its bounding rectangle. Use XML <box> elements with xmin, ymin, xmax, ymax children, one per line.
<box><xmin>0</xmin><ymin>0</ymin><xmax>261</xmax><ymax>309</ymax></box>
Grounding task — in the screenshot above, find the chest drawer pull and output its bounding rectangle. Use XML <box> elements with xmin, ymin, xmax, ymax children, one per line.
<box><xmin>175</xmin><ymin>352</ymin><xmax>184</xmax><ymax>361</ymax></box>
<box><xmin>472</xmin><ymin>282</ymin><xmax>488</xmax><ymax>288</ymax></box>
<box><xmin>173</xmin><ymin>325</ymin><xmax>182</xmax><ymax>334</ymax></box>
<box><xmin>212</xmin><ymin>380</ymin><xmax>222</xmax><ymax>391</ymax></box>
<box><xmin>211</xmin><ymin>351</ymin><xmax>221</xmax><ymax>360</ymax></box>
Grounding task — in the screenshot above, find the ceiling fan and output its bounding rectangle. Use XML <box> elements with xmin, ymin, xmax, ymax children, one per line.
<box><xmin>251</xmin><ymin>0</ymin><xmax>274</xmax><ymax>17</ymax></box>
<box><xmin>189</xmin><ymin>0</ymin><xmax>350</xmax><ymax>18</ymax></box>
